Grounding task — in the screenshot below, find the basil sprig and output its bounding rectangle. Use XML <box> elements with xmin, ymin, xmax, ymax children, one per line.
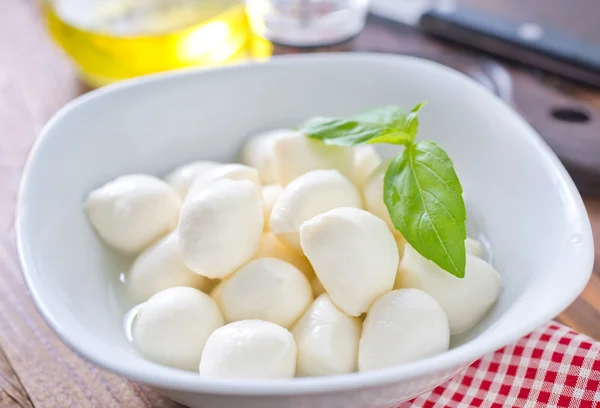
<box><xmin>300</xmin><ymin>102</ymin><xmax>467</xmax><ymax>278</ymax></box>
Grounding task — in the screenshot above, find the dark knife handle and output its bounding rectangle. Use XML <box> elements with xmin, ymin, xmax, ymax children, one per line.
<box><xmin>419</xmin><ymin>8</ymin><xmax>600</xmax><ymax>88</ymax></box>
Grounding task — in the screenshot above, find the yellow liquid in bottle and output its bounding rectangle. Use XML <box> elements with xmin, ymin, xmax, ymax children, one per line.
<box><xmin>43</xmin><ymin>0</ymin><xmax>253</xmax><ymax>87</ymax></box>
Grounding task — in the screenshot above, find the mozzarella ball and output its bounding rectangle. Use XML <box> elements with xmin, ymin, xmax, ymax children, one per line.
<box><xmin>261</xmin><ymin>184</ymin><xmax>283</xmax><ymax>230</ymax></box>
<box><xmin>199</xmin><ymin>320</ymin><xmax>296</xmax><ymax>379</ymax></box>
<box><xmin>310</xmin><ymin>276</ymin><xmax>326</xmax><ymax>297</ymax></box>
<box><xmin>395</xmin><ymin>244</ymin><xmax>502</xmax><ymax>334</ymax></box>
<box><xmin>164</xmin><ymin>161</ymin><xmax>220</xmax><ymax>198</ymax></box>
<box><xmin>300</xmin><ymin>207</ymin><xmax>399</xmax><ymax>316</ymax></box>
<box><xmin>214</xmin><ymin>258</ymin><xmax>312</xmax><ymax>328</ymax></box>
<box><xmin>359</xmin><ymin>289</ymin><xmax>449</xmax><ymax>372</ymax></box>
<box><xmin>254</xmin><ymin>232</ymin><xmax>314</xmax><ymax>278</ymax></box>
<box><xmin>466</xmin><ymin>237</ymin><xmax>484</xmax><ymax>258</ymax></box>
<box><xmin>240</xmin><ymin>129</ymin><xmax>289</xmax><ymax>184</ymax></box>
<box><xmin>273</xmin><ymin>131</ymin><xmax>354</xmax><ymax>185</ymax></box>
<box><xmin>178</xmin><ymin>179</ymin><xmax>263</xmax><ymax>278</ymax></box>
<box><xmin>187</xmin><ymin>164</ymin><xmax>260</xmax><ymax>198</ymax></box>
<box><xmin>292</xmin><ymin>294</ymin><xmax>361</xmax><ymax>376</ymax></box>
<box><xmin>132</xmin><ymin>287</ymin><xmax>224</xmax><ymax>371</ymax></box>
<box><xmin>270</xmin><ymin>169</ymin><xmax>363</xmax><ymax>253</ymax></box>
<box><xmin>353</xmin><ymin>146</ymin><xmax>381</xmax><ymax>189</ymax></box>
<box><xmin>363</xmin><ymin>160</ymin><xmax>394</xmax><ymax>230</ymax></box>
<box><xmin>126</xmin><ymin>232</ymin><xmax>211</xmax><ymax>303</ymax></box>
<box><xmin>85</xmin><ymin>174</ymin><xmax>181</xmax><ymax>253</ymax></box>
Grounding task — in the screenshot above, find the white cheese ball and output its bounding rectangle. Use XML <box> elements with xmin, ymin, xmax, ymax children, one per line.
<box><xmin>164</xmin><ymin>161</ymin><xmax>220</xmax><ymax>198</ymax></box>
<box><xmin>395</xmin><ymin>244</ymin><xmax>502</xmax><ymax>334</ymax></box>
<box><xmin>126</xmin><ymin>231</ymin><xmax>212</xmax><ymax>303</ymax></box>
<box><xmin>132</xmin><ymin>287</ymin><xmax>224</xmax><ymax>371</ymax></box>
<box><xmin>363</xmin><ymin>160</ymin><xmax>394</xmax><ymax>230</ymax></box>
<box><xmin>273</xmin><ymin>131</ymin><xmax>354</xmax><ymax>185</ymax></box>
<box><xmin>359</xmin><ymin>289</ymin><xmax>449</xmax><ymax>372</ymax></box>
<box><xmin>254</xmin><ymin>232</ymin><xmax>314</xmax><ymax>278</ymax></box>
<box><xmin>466</xmin><ymin>237</ymin><xmax>484</xmax><ymax>258</ymax></box>
<box><xmin>261</xmin><ymin>184</ymin><xmax>283</xmax><ymax>231</ymax></box>
<box><xmin>214</xmin><ymin>258</ymin><xmax>312</xmax><ymax>328</ymax></box>
<box><xmin>85</xmin><ymin>174</ymin><xmax>181</xmax><ymax>253</ymax></box>
<box><xmin>353</xmin><ymin>146</ymin><xmax>381</xmax><ymax>189</ymax></box>
<box><xmin>270</xmin><ymin>169</ymin><xmax>363</xmax><ymax>253</ymax></box>
<box><xmin>199</xmin><ymin>320</ymin><xmax>297</xmax><ymax>379</ymax></box>
<box><xmin>292</xmin><ymin>294</ymin><xmax>361</xmax><ymax>376</ymax></box>
<box><xmin>187</xmin><ymin>163</ymin><xmax>260</xmax><ymax>198</ymax></box>
<box><xmin>300</xmin><ymin>207</ymin><xmax>399</xmax><ymax>316</ymax></box>
<box><xmin>178</xmin><ymin>179</ymin><xmax>263</xmax><ymax>278</ymax></box>
<box><xmin>240</xmin><ymin>129</ymin><xmax>289</xmax><ymax>184</ymax></box>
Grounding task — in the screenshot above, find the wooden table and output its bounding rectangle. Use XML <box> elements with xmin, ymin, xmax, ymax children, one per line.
<box><xmin>1</xmin><ymin>1</ymin><xmax>600</xmax><ymax>407</ymax></box>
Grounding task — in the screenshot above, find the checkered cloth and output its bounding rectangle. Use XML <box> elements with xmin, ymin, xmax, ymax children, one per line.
<box><xmin>402</xmin><ymin>322</ymin><xmax>600</xmax><ymax>407</ymax></box>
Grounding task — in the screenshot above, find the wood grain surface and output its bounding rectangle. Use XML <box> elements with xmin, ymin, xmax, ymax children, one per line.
<box><xmin>1</xmin><ymin>1</ymin><xmax>600</xmax><ymax>407</ymax></box>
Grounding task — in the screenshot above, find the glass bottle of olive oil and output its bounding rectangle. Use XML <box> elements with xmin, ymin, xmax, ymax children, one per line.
<box><xmin>43</xmin><ymin>0</ymin><xmax>252</xmax><ymax>87</ymax></box>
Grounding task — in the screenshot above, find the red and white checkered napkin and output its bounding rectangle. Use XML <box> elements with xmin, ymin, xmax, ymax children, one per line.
<box><xmin>401</xmin><ymin>322</ymin><xmax>600</xmax><ymax>408</ymax></box>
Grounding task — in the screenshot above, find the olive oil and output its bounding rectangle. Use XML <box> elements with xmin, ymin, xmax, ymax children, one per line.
<box><xmin>43</xmin><ymin>0</ymin><xmax>253</xmax><ymax>87</ymax></box>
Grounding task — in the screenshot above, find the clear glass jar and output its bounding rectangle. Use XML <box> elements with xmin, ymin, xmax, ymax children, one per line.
<box><xmin>246</xmin><ymin>0</ymin><xmax>370</xmax><ymax>47</ymax></box>
<box><xmin>43</xmin><ymin>0</ymin><xmax>252</xmax><ymax>87</ymax></box>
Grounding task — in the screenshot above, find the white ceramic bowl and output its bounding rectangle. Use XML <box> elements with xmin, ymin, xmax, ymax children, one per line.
<box><xmin>17</xmin><ymin>54</ymin><xmax>593</xmax><ymax>408</ymax></box>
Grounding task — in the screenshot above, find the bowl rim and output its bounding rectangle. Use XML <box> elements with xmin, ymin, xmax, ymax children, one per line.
<box><xmin>16</xmin><ymin>52</ymin><xmax>594</xmax><ymax>395</ymax></box>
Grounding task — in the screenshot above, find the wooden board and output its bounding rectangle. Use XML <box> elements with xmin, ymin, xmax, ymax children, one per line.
<box><xmin>1</xmin><ymin>0</ymin><xmax>600</xmax><ymax>406</ymax></box>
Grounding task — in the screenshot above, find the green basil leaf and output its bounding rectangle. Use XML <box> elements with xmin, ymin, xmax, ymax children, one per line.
<box><xmin>300</xmin><ymin>103</ymin><xmax>426</xmax><ymax>147</ymax></box>
<box><xmin>365</xmin><ymin>131</ymin><xmax>414</xmax><ymax>145</ymax></box>
<box><xmin>384</xmin><ymin>140</ymin><xmax>467</xmax><ymax>277</ymax></box>
<box><xmin>404</xmin><ymin>101</ymin><xmax>427</xmax><ymax>137</ymax></box>
<box><xmin>299</xmin><ymin>117</ymin><xmax>391</xmax><ymax>147</ymax></box>
<box><xmin>353</xmin><ymin>105</ymin><xmax>407</xmax><ymax>127</ymax></box>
